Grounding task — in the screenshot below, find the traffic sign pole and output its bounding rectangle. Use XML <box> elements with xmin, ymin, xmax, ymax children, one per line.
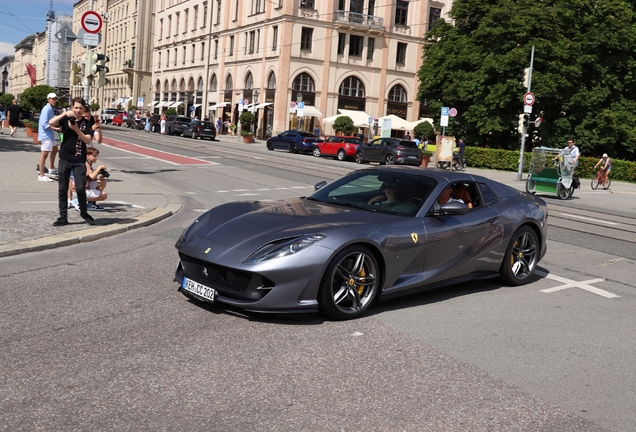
<box><xmin>517</xmin><ymin>46</ymin><xmax>535</xmax><ymax>181</ymax></box>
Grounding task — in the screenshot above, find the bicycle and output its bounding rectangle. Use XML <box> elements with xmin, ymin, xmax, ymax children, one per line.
<box><xmin>452</xmin><ymin>153</ymin><xmax>466</xmax><ymax>171</ymax></box>
<box><xmin>591</xmin><ymin>169</ymin><xmax>611</xmax><ymax>190</ymax></box>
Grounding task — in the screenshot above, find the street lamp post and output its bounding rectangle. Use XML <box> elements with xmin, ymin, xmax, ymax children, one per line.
<box><xmin>296</xmin><ymin>92</ymin><xmax>303</xmax><ymax>131</ymax></box>
<box><xmin>252</xmin><ymin>90</ymin><xmax>259</xmax><ymax>137</ymax></box>
<box><xmin>1</xmin><ymin>67</ymin><xmax>8</xmax><ymax>95</ymax></box>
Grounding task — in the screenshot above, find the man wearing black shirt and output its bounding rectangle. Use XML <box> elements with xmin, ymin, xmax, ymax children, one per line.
<box><xmin>7</xmin><ymin>99</ymin><xmax>21</xmax><ymax>137</ymax></box>
<box><xmin>49</xmin><ymin>97</ymin><xmax>94</xmax><ymax>226</ymax></box>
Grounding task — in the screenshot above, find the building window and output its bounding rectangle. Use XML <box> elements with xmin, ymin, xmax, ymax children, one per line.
<box><xmin>191</xmin><ymin>44</ymin><xmax>195</xmax><ymax>63</ymax></box>
<box><xmin>167</xmin><ymin>15</ymin><xmax>172</xmax><ymax>38</ymax></box>
<box><xmin>388</xmin><ymin>85</ymin><xmax>407</xmax><ymax>102</ymax></box>
<box><xmin>395</xmin><ymin>1</ymin><xmax>408</xmax><ymax>25</ymax></box>
<box><xmin>339</xmin><ymin>76</ymin><xmax>365</xmax><ymax>98</ymax></box>
<box><xmin>159</xmin><ymin>19</ymin><xmax>163</xmax><ymax>39</ymax></box>
<box><xmin>301</xmin><ymin>27</ymin><xmax>313</xmax><ymax>51</ymax></box>
<box><xmin>349</xmin><ymin>35</ymin><xmax>363</xmax><ymax>57</ymax></box>
<box><xmin>201</xmin><ymin>42</ymin><xmax>205</xmax><ymax>60</ymax></box>
<box><xmin>216</xmin><ymin>1</ymin><xmax>221</xmax><ymax>25</ymax></box>
<box><xmin>133</xmin><ymin>21</ymin><xmax>137</xmax><ymax>37</ymax></box>
<box><xmin>184</xmin><ymin>9</ymin><xmax>189</xmax><ymax>32</ymax></box>
<box><xmin>367</xmin><ymin>0</ymin><xmax>375</xmax><ymax>15</ymax></box>
<box><xmin>267</xmin><ymin>72</ymin><xmax>276</xmax><ymax>89</ymax></box>
<box><xmin>193</xmin><ymin>6</ymin><xmax>198</xmax><ymax>30</ymax></box>
<box><xmin>272</xmin><ymin>26</ymin><xmax>278</xmax><ymax>50</ymax></box>
<box><xmin>249</xmin><ymin>31</ymin><xmax>256</xmax><ymax>53</ymax></box>
<box><xmin>257</xmin><ymin>29</ymin><xmax>260</xmax><ymax>52</ymax></box>
<box><xmin>229</xmin><ymin>35</ymin><xmax>234</xmax><ymax>56</ymax></box>
<box><xmin>396</xmin><ymin>42</ymin><xmax>407</xmax><ymax>64</ymax></box>
<box><xmin>175</xmin><ymin>12</ymin><xmax>180</xmax><ymax>35</ymax></box>
<box><xmin>203</xmin><ymin>3</ymin><xmax>208</xmax><ymax>27</ymax></box>
<box><xmin>429</xmin><ymin>7</ymin><xmax>442</xmax><ymax>30</ymax></box>
<box><xmin>234</xmin><ymin>0</ymin><xmax>239</xmax><ymax>21</ymax></box>
<box><xmin>226</xmin><ymin>75</ymin><xmax>233</xmax><ymax>91</ymax></box>
<box><xmin>300</xmin><ymin>0</ymin><xmax>314</xmax><ymax>8</ymax></box>
<box><xmin>245</xmin><ymin>72</ymin><xmax>253</xmax><ymax>90</ymax></box>
<box><xmin>166</xmin><ymin>50</ymin><xmax>170</xmax><ymax>67</ymax></box>
<box><xmin>367</xmin><ymin>38</ymin><xmax>374</xmax><ymax>60</ymax></box>
<box><xmin>337</xmin><ymin>33</ymin><xmax>346</xmax><ymax>55</ymax></box>
<box><xmin>158</xmin><ymin>51</ymin><xmax>162</xmax><ymax>68</ymax></box>
<box><xmin>255</xmin><ymin>0</ymin><xmax>263</xmax><ymax>13</ymax></box>
<box><xmin>211</xmin><ymin>74</ymin><xmax>217</xmax><ymax>92</ymax></box>
<box><xmin>350</xmin><ymin>0</ymin><xmax>363</xmax><ymax>14</ymax></box>
<box><xmin>182</xmin><ymin>46</ymin><xmax>186</xmax><ymax>64</ymax></box>
<box><xmin>214</xmin><ymin>40</ymin><xmax>218</xmax><ymax>59</ymax></box>
<box><xmin>293</xmin><ymin>73</ymin><xmax>315</xmax><ymax>92</ymax></box>
<box><xmin>174</xmin><ymin>48</ymin><xmax>177</xmax><ymax>65</ymax></box>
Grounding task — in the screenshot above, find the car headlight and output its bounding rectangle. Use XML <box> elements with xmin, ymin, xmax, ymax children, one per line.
<box><xmin>245</xmin><ymin>234</ymin><xmax>326</xmax><ymax>264</ymax></box>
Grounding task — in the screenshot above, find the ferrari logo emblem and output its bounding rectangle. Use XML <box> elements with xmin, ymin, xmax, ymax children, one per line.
<box><xmin>411</xmin><ymin>233</ymin><xmax>418</xmax><ymax>243</ymax></box>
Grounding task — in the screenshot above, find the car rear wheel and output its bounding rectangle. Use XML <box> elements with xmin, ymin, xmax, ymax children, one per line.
<box><xmin>313</xmin><ymin>147</ymin><xmax>321</xmax><ymax>157</ymax></box>
<box><xmin>355</xmin><ymin>152</ymin><xmax>364</xmax><ymax>164</ymax></box>
<box><xmin>337</xmin><ymin>150</ymin><xmax>346</xmax><ymax>161</ymax></box>
<box><xmin>499</xmin><ymin>225</ymin><xmax>539</xmax><ymax>286</ymax></box>
<box><xmin>266</xmin><ymin>141</ymin><xmax>274</xmax><ymax>151</ymax></box>
<box><xmin>384</xmin><ymin>154</ymin><xmax>395</xmax><ymax>165</ymax></box>
<box><xmin>318</xmin><ymin>245</ymin><xmax>380</xmax><ymax>320</ymax></box>
<box><xmin>290</xmin><ymin>143</ymin><xmax>298</xmax><ymax>154</ymax></box>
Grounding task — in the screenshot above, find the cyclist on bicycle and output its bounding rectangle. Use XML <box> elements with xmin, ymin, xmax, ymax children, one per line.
<box><xmin>594</xmin><ymin>153</ymin><xmax>612</xmax><ymax>178</ymax></box>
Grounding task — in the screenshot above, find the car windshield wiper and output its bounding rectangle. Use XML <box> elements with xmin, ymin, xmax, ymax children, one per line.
<box><xmin>305</xmin><ymin>197</ymin><xmax>376</xmax><ymax>211</ymax></box>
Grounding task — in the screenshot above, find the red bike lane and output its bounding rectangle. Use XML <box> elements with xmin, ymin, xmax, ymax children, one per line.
<box><xmin>101</xmin><ymin>137</ymin><xmax>212</xmax><ymax>165</ymax></box>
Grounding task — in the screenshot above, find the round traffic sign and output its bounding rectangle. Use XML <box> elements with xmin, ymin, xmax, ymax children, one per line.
<box><xmin>524</xmin><ymin>92</ymin><xmax>535</xmax><ymax>106</ymax></box>
<box><xmin>449</xmin><ymin>108</ymin><xmax>458</xmax><ymax>117</ymax></box>
<box><xmin>81</xmin><ymin>11</ymin><xmax>102</xmax><ymax>34</ymax></box>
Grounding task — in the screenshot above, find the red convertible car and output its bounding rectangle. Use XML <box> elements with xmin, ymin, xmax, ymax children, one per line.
<box><xmin>313</xmin><ymin>135</ymin><xmax>364</xmax><ymax>161</ymax></box>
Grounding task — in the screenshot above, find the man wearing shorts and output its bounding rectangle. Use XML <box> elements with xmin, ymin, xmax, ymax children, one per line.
<box><xmin>7</xmin><ymin>99</ymin><xmax>21</xmax><ymax>137</ymax></box>
<box><xmin>38</xmin><ymin>93</ymin><xmax>61</xmax><ymax>182</ymax></box>
<box><xmin>0</xmin><ymin>102</ymin><xmax>6</xmax><ymax>134</ymax></box>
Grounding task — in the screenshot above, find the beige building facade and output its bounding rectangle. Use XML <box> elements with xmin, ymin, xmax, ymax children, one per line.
<box><xmin>153</xmin><ymin>0</ymin><xmax>453</xmax><ymax>138</ymax></box>
<box><xmin>71</xmin><ymin>0</ymin><xmax>155</xmax><ymax>111</ymax></box>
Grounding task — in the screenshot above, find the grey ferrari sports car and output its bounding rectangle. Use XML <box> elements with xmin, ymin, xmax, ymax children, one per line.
<box><xmin>175</xmin><ymin>166</ymin><xmax>548</xmax><ymax>320</ymax></box>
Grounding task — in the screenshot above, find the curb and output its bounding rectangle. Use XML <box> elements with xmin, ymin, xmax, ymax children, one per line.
<box><xmin>0</xmin><ymin>193</ymin><xmax>182</xmax><ymax>258</ymax></box>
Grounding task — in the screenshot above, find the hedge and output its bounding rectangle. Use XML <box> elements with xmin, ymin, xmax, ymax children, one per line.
<box><xmin>464</xmin><ymin>147</ymin><xmax>636</xmax><ymax>183</ymax></box>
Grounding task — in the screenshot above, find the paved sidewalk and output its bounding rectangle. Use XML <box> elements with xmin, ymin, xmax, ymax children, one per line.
<box><xmin>0</xmin><ymin>131</ymin><xmax>181</xmax><ymax>258</ymax></box>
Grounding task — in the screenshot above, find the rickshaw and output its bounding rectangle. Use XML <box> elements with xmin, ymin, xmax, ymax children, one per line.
<box><xmin>525</xmin><ymin>146</ymin><xmax>578</xmax><ymax>199</ymax></box>
<box><xmin>435</xmin><ymin>136</ymin><xmax>455</xmax><ymax>169</ymax></box>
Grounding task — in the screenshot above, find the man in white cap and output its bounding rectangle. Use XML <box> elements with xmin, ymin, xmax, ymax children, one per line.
<box><xmin>594</xmin><ymin>153</ymin><xmax>612</xmax><ymax>180</ymax></box>
<box><xmin>37</xmin><ymin>93</ymin><xmax>61</xmax><ymax>182</ymax></box>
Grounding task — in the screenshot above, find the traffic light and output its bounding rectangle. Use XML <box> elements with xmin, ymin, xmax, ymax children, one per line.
<box><xmin>85</xmin><ymin>49</ymin><xmax>96</xmax><ymax>77</ymax></box>
<box><xmin>517</xmin><ymin>114</ymin><xmax>526</xmax><ymax>134</ymax></box>
<box><xmin>522</xmin><ymin>67</ymin><xmax>530</xmax><ymax>88</ymax></box>
<box><xmin>93</xmin><ymin>54</ymin><xmax>110</xmax><ymax>88</ymax></box>
<box><xmin>69</xmin><ymin>63</ymin><xmax>83</xmax><ymax>85</ymax></box>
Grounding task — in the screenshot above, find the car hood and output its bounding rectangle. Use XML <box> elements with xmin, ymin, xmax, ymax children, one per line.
<box><xmin>193</xmin><ymin>198</ymin><xmax>402</xmax><ymax>251</ymax></box>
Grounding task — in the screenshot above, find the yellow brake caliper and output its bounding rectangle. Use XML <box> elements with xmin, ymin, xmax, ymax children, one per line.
<box><xmin>355</xmin><ymin>267</ymin><xmax>366</xmax><ymax>295</ymax></box>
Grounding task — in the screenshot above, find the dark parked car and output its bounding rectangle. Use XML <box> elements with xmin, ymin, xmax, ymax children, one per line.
<box><xmin>314</xmin><ymin>135</ymin><xmax>363</xmax><ymax>161</ymax></box>
<box><xmin>182</xmin><ymin>120</ymin><xmax>217</xmax><ymax>140</ymax></box>
<box><xmin>266</xmin><ymin>130</ymin><xmax>324</xmax><ymax>154</ymax></box>
<box><xmin>166</xmin><ymin>115</ymin><xmax>192</xmax><ymax>136</ymax></box>
<box><xmin>175</xmin><ymin>166</ymin><xmax>548</xmax><ymax>320</ymax></box>
<box><xmin>355</xmin><ymin>137</ymin><xmax>422</xmax><ymax>166</ymax></box>
<box><xmin>148</xmin><ymin>114</ymin><xmax>161</xmax><ymax>132</ymax></box>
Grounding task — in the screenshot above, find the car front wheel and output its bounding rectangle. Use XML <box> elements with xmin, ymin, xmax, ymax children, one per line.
<box><xmin>384</xmin><ymin>154</ymin><xmax>395</xmax><ymax>165</ymax></box>
<box><xmin>313</xmin><ymin>147</ymin><xmax>321</xmax><ymax>157</ymax></box>
<box><xmin>499</xmin><ymin>225</ymin><xmax>539</xmax><ymax>286</ymax></box>
<box><xmin>355</xmin><ymin>152</ymin><xmax>364</xmax><ymax>164</ymax></box>
<box><xmin>318</xmin><ymin>246</ymin><xmax>381</xmax><ymax>320</ymax></box>
<box><xmin>290</xmin><ymin>143</ymin><xmax>298</xmax><ymax>154</ymax></box>
<box><xmin>337</xmin><ymin>150</ymin><xmax>346</xmax><ymax>161</ymax></box>
<box><xmin>266</xmin><ymin>141</ymin><xmax>274</xmax><ymax>150</ymax></box>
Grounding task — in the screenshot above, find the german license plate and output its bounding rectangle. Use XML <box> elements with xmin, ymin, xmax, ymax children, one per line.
<box><xmin>182</xmin><ymin>277</ymin><xmax>215</xmax><ymax>302</ymax></box>
<box><xmin>408</xmin><ymin>155</ymin><xmax>417</xmax><ymax>159</ymax></box>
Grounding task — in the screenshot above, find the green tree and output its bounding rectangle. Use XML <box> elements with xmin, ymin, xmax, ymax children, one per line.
<box><xmin>0</xmin><ymin>93</ymin><xmax>15</xmax><ymax>107</ymax></box>
<box><xmin>413</xmin><ymin>121</ymin><xmax>436</xmax><ymax>142</ymax></box>
<box><xmin>20</xmin><ymin>85</ymin><xmax>56</xmax><ymax>112</ymax></box>
<box><xmin>239</xmin><ymin>111</ymin><xmax>255</xmax><ymax>135</ymax></box>
<box><xmin>417</xmin><ymin>0</ymin><xmax>636</xmax><ymax>159</ymax></box>
<box><xmin>90</xmin><ymin>103</ymin><xmax>100</xmax><ymax>112</ymax></box>
<box><xmin>164</xmin><ymin>108</ymin><xmax>177</xmax><ymax>116</ymax></box>
<box><xmin>333</xmin><ymin>116</ymin><xmax>355</xmax><ymax>135</ymax></box>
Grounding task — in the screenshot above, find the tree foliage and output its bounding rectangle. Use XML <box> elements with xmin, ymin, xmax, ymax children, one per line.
<box><xmin>20</xmin><ymin>85</ymin><xmax>56</xmax><ymax>112</ymax></box>
<box><xmin>413</xmin><ymin>121</ymin><xmax>436</xmax><ymax>142</ymax></box>
<box><xmin>417</xmin><ymin>0</ymin><xmax>636</xmax><ymax>159</ymax></box>
<box><xmin>333</xmin><ymin>116</ymin><xmax>355</xmax><ymax>135</ymax></box>
<box><xmin>0</xmin><ymin>93</ymin><xmax>15</xmax><ymax>107</ymax></box>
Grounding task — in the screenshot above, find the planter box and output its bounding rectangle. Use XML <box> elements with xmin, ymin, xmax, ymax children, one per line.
<box><xmin>242</xmin><ymin>134</ymin><xmax>253</xmax><ymax>143</ymax></box>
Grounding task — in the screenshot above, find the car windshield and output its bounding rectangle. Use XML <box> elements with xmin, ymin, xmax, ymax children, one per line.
<box><xmin>177</xmin><ymin>117</ymin><xmax>191</xmax><ymax>122</ymax></box>
<box><xmin>308</xmin><ymin>170</ymin><xmax>437</xmax><ymax>217</ymax></box>
<box><xmin>200</xmin><ymin>122</ymin><xmax>214</xmax><ymax>128</ymax></box>
<box><xmin>398</xmin><ymin>141</ymin><xmax>418</xmax><ymax>148</ymax></box>
<box><xmin>300</xmin><ymin>131</ymin><xmax>318</xmax><ymax>138</ymax></box>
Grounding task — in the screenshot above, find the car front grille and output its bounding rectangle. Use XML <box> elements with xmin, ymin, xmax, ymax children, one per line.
<box><xmin>180</xmin><ymin>253</ymin><xmax>252</xmax><ymax>292</ymax></box>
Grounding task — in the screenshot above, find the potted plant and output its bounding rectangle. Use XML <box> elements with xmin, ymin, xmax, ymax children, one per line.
<box><xmin>420</xmin><ymin>149</ymin><xmax>434</xmax><ymax>167</ymax></box>
<box><xmin>24</xmin><ymin>119</ymin><xmax>35</xmax><ymax>137</ymax></box>
<box><xmin>239</xmin><ymin>111</ymin><xmax>255</xmax><ymax>143</ymax></box>
<box><xmin>332</xmin><ymin>116</ymin><xmax>355</xmax><ymax>136</ymax></box>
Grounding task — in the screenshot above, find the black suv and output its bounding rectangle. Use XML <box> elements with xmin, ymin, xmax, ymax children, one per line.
<box><xmin>165</xmin><ymin>115</ymin><xmax>192</xmax><ymax>136</ymax></box>
<box><xmin>354</xmin><ymin>137</ymin><xmax>422</xmax><ymax>166</ymax></box>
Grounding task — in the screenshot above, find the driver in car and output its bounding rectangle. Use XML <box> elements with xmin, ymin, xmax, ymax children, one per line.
<box><xmin>368</xmin><ymin>178</ymin><xmax>415</xmax><ymax>207</ymax></box>
<box><xmin>433</xmin><ymin>184</ymin><xmax>465</xmax><ymax>211</ymax></box>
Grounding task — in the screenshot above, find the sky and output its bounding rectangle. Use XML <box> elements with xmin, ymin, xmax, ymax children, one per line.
<box><xmin>0</xmin><ymin>0</ymin><xmax>75</xmax><ymax>58</ymax></box>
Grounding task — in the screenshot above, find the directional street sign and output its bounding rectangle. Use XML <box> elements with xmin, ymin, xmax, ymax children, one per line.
<box><xmin>524</xmin><ymin>92</ymin><xmax>535</xmax><ymax>106</ymax></box>
<box><xmin>55</xmin><ymin>25</ymin><xmax>77</xmax><ymax>45</ymax></box>
<box><xmin>81</xmin><ymin>10</ymin><xmax>103</xmax><ymax>34</ymax></box>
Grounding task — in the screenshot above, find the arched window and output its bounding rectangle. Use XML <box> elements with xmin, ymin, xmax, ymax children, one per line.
<box><xmin>339</xmin><ymin>76</ymin><xmax>365</xmax><ymax>98</ymax></box>
<box><xmin>155</xmin><ymin>80</ymin><xmax>161</xmax><ymax>93</ymax></box>
<box><xmin>267</xmin><ymin>72</ymin><xmax>276</xmax><ymax>89</ymax></box>
<box><xmin>225</xmin><ymin>74</ymin><xmax>233</xmax><ymax>91</ymax></box>
<box><xmin>164</xmin><ymin>80</ymin><xmax>169</xmax><ymax>92</ymax></box>
<box><xmin>210</xmin><ymin>74</ymin><xmax>218</xmax><ymax>92</ymax></box>
<box><xmin>244</xmin><ymin>72</ymin><xmax>253</xmax><ymax>89</ymax></box>
<box><xmin>388</xmin><ymin>84</ymin><xmax>407</xmax><ymax>102</ymax></box>
<box><xmin>171</xmin><ymin>79</ymin><xmax>177</xmax><ymax>92</ymax></box>
<box><xmin>292</xmin><ymin>73</ymin><xmax>315</xmax><ymax>92</ymax></box>
<box><xmin>179</xmin><ymin>78</ymin><xmax>186</xmax><ymax>92</ymax></box>
<box><xmin>197</xmin><ymin>77</ymin><xmax>203</xmax><ymax>92</ymax></box>
<box><xmin>188</xmin><ymin>77</ymin><xmax>195</xmax><ymax>92</ymax></box>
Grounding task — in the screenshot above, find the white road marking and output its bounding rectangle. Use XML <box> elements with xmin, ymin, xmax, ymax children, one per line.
<box><xmin>185</xmin><ymin>192</ymin><xmax>197</xmax><ymax>195</ymax></box>
<box><xmin>536</xmin><ymin>270</ymin><xmax>620</xmax><ymax>298</ymax></box>
<box><xmin>236</xmin><ymin>193</ymin><xmax>261</xmax><ymax>196</ymax></box>
<box><xmin>232</xmin><ymin>189</ymin><xmax>250</xmax><ymax>192</ymax></box>
<box><xmin>555</xmin><ymin>212</ymin><xmax>618</xmax><ymax>226</ymax></box>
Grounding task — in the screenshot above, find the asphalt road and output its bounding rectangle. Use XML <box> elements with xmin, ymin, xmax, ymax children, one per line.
<box><xmin>1</xmin><ymin>128</ymin><xmax>634</xmax><ymax>431</ymax></box>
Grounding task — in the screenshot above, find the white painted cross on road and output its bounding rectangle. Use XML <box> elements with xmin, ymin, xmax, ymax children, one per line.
<box><xmin>536</xmin><ymin>271</ymin><xmax>620</xmax><ymax>298</ymax></box>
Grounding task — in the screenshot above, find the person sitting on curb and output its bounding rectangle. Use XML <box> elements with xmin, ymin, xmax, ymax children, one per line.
<box><xmin>84</xmin><ymin>147</ymin><xmax>108</xmax><ymax>210</ymax></box>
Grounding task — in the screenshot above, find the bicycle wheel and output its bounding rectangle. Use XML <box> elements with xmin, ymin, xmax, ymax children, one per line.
<box><xmin>591</xmin><ymin>176</ymin><xmax>599</xmax><ymax>190</ymax></box>
<box><xmin>603</xmin><ymin>177</ymin><xmax>611</xmax><ymax>190</ymax></box>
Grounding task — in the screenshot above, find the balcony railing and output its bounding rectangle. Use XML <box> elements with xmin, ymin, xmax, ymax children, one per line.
<box><xmin>334</xmin><ymin>11</ymin><xmax>384</xmax><ymax>30</ymax></box>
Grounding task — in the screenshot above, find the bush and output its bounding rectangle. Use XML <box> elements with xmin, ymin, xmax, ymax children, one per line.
<box><xmin>164</xmin><ymin>108</ymin><xmax>177</xmax><ymax>116</ymax></box>
<box><xmin>333</xmin><ymin>116</ymin><xmax>355</xmax><ymax>135</ymax></box>
<box><xmin>413</xmin><ymin>121</ymin><xmax>436</xmax><ymax>142</ymax></box>
<box><xmin>90</xmin><ymin>103</ymin><xmax>100</xmax><ymax>112</ymax></box>
<box><xmin>239</xmin><ymin>112</ymin><xmax>255</xmax><ymax>135</ymax></box>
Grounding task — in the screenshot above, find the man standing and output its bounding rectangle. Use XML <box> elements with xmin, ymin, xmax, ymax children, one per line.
<box><xmin>49</xmin><ymin>97</ymin><xmax>95</xmax><ymax>227</ymax></box>
<box><xmin>565</xmin><ymin>138</ymin><xmax>580</xmax><ymax>167</ymax></box>
<box><xmin>37</xmin><ymin>93</ymin><xmax>61</xmax><ymax>182</ymax></box>
<box><xmin>0</xmin><ymin>102</ymin><xmax>6</xmax><ymax>134</ymax></box>
<box><xmin>7</xmin><ymin>99</ymin><xmax>21</xmax><ymax>137</ymax></box>
<box><xmin>457</xmin><ymin>138</ymin><xmax>466</xmax><ymax>158</ymax></box>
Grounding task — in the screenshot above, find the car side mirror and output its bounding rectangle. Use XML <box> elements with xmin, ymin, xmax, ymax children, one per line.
<box><xmin>428</xmin><ymin>201</ymin><xmax>470</xmax><ymax>216</ymax></box>
<box><xmin>314</xmin><ymin>181</ymin><xmax>327</xmax><ymax>191</ymax></box>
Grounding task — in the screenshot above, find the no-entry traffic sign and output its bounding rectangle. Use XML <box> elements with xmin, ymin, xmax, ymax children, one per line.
<box><xmin>81</xmin><ymin>11</ymin><xmax>103</xmax><ymax>34</ymax></box>
<box><xmin>524</xmin><ymin>92</ymin><xmax>535</xmax><ymax>106</ymax></box>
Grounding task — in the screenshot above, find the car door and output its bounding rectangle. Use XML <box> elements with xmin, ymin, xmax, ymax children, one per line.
<box><xmin>420</xmin><ymin>184</ymin><xmax>504</xmax><ymax>283</ymax></box>
<box><xmin>364</xmin><ymin>138</ymin><xmax>385</xmax><ymax>162</ymax></box>
<box><xmin>323</xmin><ymin>137</ymin><xmax>337</xmax><ymax>156</ymax></box>
<box><xmin>270</xmin><ymin>131</ymin><xmax>290</xmax><ymax>150</ymax></box>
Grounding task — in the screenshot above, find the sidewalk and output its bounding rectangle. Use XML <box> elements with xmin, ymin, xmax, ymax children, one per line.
<box><xmin>0</xmin><ymin>131</ymin><xmax>181</xmax><ymax>258</ymax></box>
